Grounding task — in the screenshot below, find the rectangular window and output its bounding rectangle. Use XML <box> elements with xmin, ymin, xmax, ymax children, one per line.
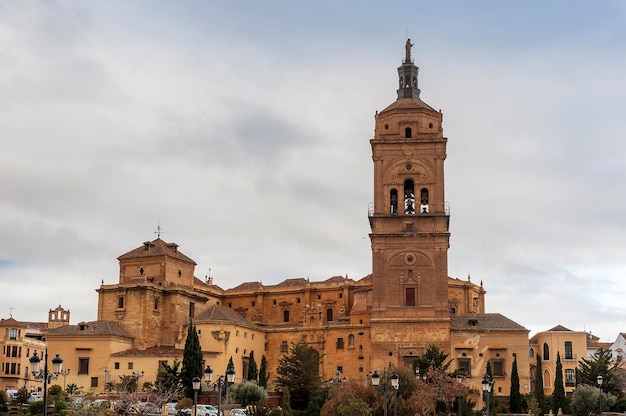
<box><xmin>78</xmin><ymin>358</ymin><xmax>89</xmax><ymax>375</ymax></box>
<box><xmin>457</xmin><ymin>358</ymin><xmax>471</xmax><ymax>376</ymax></box>
<box><xmin>336</xmin><ymin>338</ymin><xmax>344</xmax><ymax>349</ymax></box>
<box><xmin>326</xmin><ymin>309</ymin><xmax>334</xmax><ymax>322</ymax></box>
<box><xmin>8</xmin><ymin>328</ymin><xmax>17</xmax><ymax>340</ymax></box>
<box><xmin>189</xmin><ymin>302</ymin><xmax>195</xmax><ymax>318</ymax></box>
<box><xmin>565</xmin><ymin>369</ymin><xmax>576</xmax><ymax>387</ymax></box>
<box><xmin>564</xmin><ymin>341</ymin><xmax>573</xmax><ymax>360</ymax></box>
<box><xmin>491</xmin><ymin>359</ymin><xmax>504</xmax><ymax>377</ymax></box>
<box><xmin>280</xmin><ymin>341</ymin><xmax>288</xmax><ymax>352</ymax></box>
<box><xmin>154</xmin><ymin>298</ymin><xmax>159</xmax><ymax>310</ymax></box>
<box><xmin>128</xmin><ymin>362</ymin><xmax>134</xmax><ymax>370</ymax></box>
<box><xmin>405</xmin><ymin>287</ymin><xmax>416</xmax><ymax>306</ymax></box>
<box><xmin>10</xmin><ymin>363</ymin><xmax>16</xmax><ymax>375</ymax></box>
<box><xmin>118</xmin><ymin>296</ymin><xmax>124</xmax><ymax>309</ymax></box>
<box><xmin>251</xmin><ymin>301</ymin><xmax>256</xmax><ymax>307</ymax></box>
<box><xmin>283</xmin><ymin>310</ymin><xmax>290</xmax><ymax>323</ymax></box>
<box><xmin>12</xmin><ymin>346</ymin><xmax>18</xmax><ymax>357</ymax></box>
<box><xmin>114</xmin><ymin>362</ymin><xmax>120</xmax><ymax>370</ymax></box>
<box><xmin>91</xmin><ymin>377</ymin><xmax>98</xmax><ymax>388</ymax></box>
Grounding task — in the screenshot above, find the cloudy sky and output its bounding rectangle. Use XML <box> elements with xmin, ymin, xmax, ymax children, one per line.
<box><xmin>1</xmin><ymin>1</ymin><xmax>625</xmax><ymax>342</ymax></box>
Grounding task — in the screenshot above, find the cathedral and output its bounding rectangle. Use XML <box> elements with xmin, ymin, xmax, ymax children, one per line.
<box><xmin>1</xmin><ymin>42</ymin><xmax>530</xmax><ymax>408</ymax></box>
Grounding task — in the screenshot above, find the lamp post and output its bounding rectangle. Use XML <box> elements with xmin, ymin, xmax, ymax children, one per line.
<box><xmin>371</xmin><ymin>369</ymin><xmax>388</xmax><ymax>416</ymax></box>
<box><xmin>481</xmin><ymin>374</ymin><xmax>493</xmax><ymax>416</ymax></box>
<box><xmin>59</xmin><ymin>368</ymin><xmax>70</xmax><ymax>390</ymax></box>
<box><xmin>205</xmin><ymin>365</ymin><xmax>235</xmax><ymax>416</ymax></box>
<box><xmin>225</xmin><ymin>366</ymin><xmax>235</xmax><ymax>405</ymax></box>
<box><xmin>390</xmin><ymin>372</ymin><xmax>399</xmax><ymax>416</ymax></box>
<box><xmin>204</xmin><ymin>366</ymin><xmax>222</xmax><ymax>416</ymax></box>
<box><xmin>29</xmin><ymin>342</ymin><xmax>63</xmax><ymax>416</ymax></box>
<box><xmin>456</xmin><ymin>374</ymin><xmax>464</xmax><ymax>416</ymax></box>
<box><xmin>192</xmin><ymin>376</ymin><xmax>201</xmax><ymax>416</ymax></box>
<box><xmin>597</xmin><ymin>375</ymin><xmax>603</xmax><ymax>416</ymax></box>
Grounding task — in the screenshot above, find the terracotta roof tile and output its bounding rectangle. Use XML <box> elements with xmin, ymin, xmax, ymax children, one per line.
<box><xmin>195</xmin><ymin>305</ymin><xmax>259</xmax><ymax>329</ymax></box>
<box><xmin>275</xmin><ymin>278</ymin><xmax>309</xmax><ymax>288</ymax></box>
<box><xmin>451</xmin><ymin>313</ymin><xmax>528</xmax><ymax>332</ymax></box>
<box><xmin>117</xmin><ymin>238</ymin><xmax>196</xmax><ymax>265</ymax></box>
<box><xmin>46</xmin><ymin>321</ymin><xmax>134</xmax><ymax>339</ymax></box>
<box><xmin>111</xmin><ymin>346</ymin><xmax>182</xmax><ymax>357</ymax></box>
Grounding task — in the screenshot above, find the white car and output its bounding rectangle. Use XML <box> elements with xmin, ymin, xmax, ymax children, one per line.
<box><xmin>181</xmin><ymin>405</ymin><xmax>222</xmax><ymax>416</ymax></box>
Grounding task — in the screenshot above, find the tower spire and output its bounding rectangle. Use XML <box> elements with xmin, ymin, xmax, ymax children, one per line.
<box><xmin>397</xmin><ymin>39</ymin><xmax>420</xmax><ymax>99</ymax></box>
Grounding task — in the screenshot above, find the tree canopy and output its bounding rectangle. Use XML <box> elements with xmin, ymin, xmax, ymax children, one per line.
<box><xmin>578</xmin><ymin>347</ymin><xmax>624</xmax><ymax>394</ymax></box>
<box><xmin>275</xmin><ymin>343</ymin><xmax>321</xmax><ymax>410</ymax></box>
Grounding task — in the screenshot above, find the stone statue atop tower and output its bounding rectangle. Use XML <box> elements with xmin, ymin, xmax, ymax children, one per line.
<box><xmin>405</xmin><ymin>38</ymin><xmax>413</xmax><ymax>62</ymax></box>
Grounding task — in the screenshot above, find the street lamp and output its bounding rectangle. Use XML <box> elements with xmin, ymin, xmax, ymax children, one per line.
<box><xmin>192</xmin><ymin>376</ymin><xmax>201</xmax><ymax>416</ymax></box>
<box><xmin>29</xmin><ymin>342</ymin><xmax>63</xmax><ymax>416</ymax></box>
<box><xmin>371</xmin><ymin>369</ymin><xmax>388</xmax><ymax>416</ymax></box>
<box><xmin>456</xmin><ymin>374</ymin><xmax>464</xmax><ymax>416</ymax></box>
<box><xmin>390</xmin><ymin>372</ymin><xmax>399</xmax><ymax>416</ymax></box>
<box><xmin>59</xmin><ymin>368</ymin><xmax>70</xmax><ymax>390</ymax></box>
<box><xmin>204</xmin><ymin>366</ymin><xmax>223</xmax><ymax>416</ymax></box>
<box><xmin>225</xmin><ymin>366</ymin><xmax>235</xmax><ymax>405</ymax></box>
<box><xmin>597</xmin><ymin>375</ymin><xmax>603</xmax><ymax>416</ymax></box>
<box><xmin>481</xmin><ymin>374</ymin><xmax>493</xmax><ymax>416</ymax></box>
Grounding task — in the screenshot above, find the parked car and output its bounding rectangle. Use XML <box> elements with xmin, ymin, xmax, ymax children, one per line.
<box><xmin>166</xmin><ymin>402</ymin><xmax>179</xmax><ymax>416</ymax></box>
<box><xmin>197</xmin><ymin>405</ymin><xmax>221</xmax><ymax>416</ymax></box>
<box><xmin>28</xmin><ymin>392</ymin><xmax>42</xmax><ymax>402</ymax></box>
<box><xmin>180</xmin><ymin>405</ymin><xmax>222</xmax><ymax>416</ymax></box>
<box><xmin>134</xmin><ymin>402</ymin><xmax>162</xmax><ymax>415</ymax></box>
<box><xmin>229</xmin><ymin>409</ymin><xmax>247</xmax><ymax>416</ymax></box>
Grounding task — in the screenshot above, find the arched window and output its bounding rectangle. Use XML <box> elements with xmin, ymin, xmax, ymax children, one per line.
<box><xmin>390</xmin><ymin>189</ymin><xmax>398</xmax><ymax>214</ymax></box>
<box><xmin>348</xmin><ymin>334</ymin><xmax>355</xmax><ymax>347</ymax></box>
<box><xmin>405</xmin><ymin>127</ymin><xmax>412</xmax><ymax>138</ymax></box>
<box><xmin>544</xmin><ymin>369</ymin><xmax>551</xmax><ymax>387</ymax></box>
<box><xmin>404</xmin><ymin>180</ymin><xmax>415</xmax><ymax>214</ymax></box>
<box><xmin>420</xmin><ymin>188</ymin><xmax>429</xmax><ymax>213</ymax></box>
<box><xmin>543</xmin><ymin>343</ymin><xmax>550</xmax><ymax>361</ymax></box>
<box><xmin>529</xmin><ymin>347</ymin><xmax>535</xmax><ymax>358</ymax></box>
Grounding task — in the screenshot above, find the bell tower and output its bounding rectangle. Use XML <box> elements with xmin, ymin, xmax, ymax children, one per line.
<box><xmin>368</xmin><ymin>41</ymin><xmax>451</xmax><ymax>364</ymax></box>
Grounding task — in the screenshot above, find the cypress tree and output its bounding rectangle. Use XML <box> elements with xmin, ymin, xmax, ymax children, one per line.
<box><xmin>181</xmin><ymin>322</ymin><xmax>203</xmax><ymax>398</ymax></box>
<box><xmin>247</xmin><ymin>351</ymin><xmax>258</xmax><ymax>381</ymax></box>
<box><xmin>259</xmin><ymin>355</ymin><xmax>268</xmax><ymax>387</ymax></box>
<box><xmin>535</xmin><ymin>354</ymin><xmax>545</xmax><ymax>415</ymax></box>
<box><xmin>510</xmin><ymin>355</ymin><xmax>522</xmax><ymax>413</ymax></box>
<box><xmin>552</xmin><ymin>352</ymin><xmax>565</xmax><ymax>414</ymax></box>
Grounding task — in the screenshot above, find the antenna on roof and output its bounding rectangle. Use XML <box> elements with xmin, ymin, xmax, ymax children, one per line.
<box><xmin>155</xmin><ymin>221</ymin><xmax>164</xmax><ymax>238</ymax></box>
<box><xmin>9</xmin><ymin>307</ymin><xmax>13</xmax><ymax>318</ymax></box>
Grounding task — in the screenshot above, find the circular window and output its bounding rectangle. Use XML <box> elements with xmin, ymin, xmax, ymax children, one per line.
<box><xmin>405</xmin><ymin>163</ymin><xmax>412</xmax><ymax>171</ymax></box>
<box><xmin>404</xmin><ymin>253</ymin><xmax>417</xmax><ymax>265</ymax></box>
